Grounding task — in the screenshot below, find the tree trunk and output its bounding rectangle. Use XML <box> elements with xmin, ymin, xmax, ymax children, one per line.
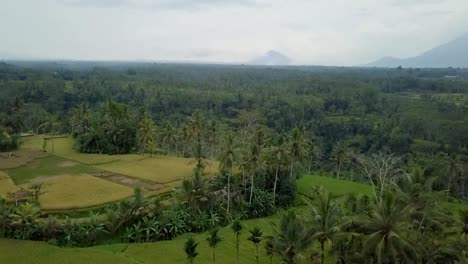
<box><xmin>213</xmin><ymin>248</ymin><xmax>216</xmax><ymax>264</ymax></box>
<box><xmin>249</xmin><ymin>173</ymin><xmax>254</xmax><ymax>205</ymax></box>
<box><xmin>308</xmin><ymin>158</ymin><xmax>312</xmax><ymax>174</ymax></box>
<box><xmin>290</xmin><ymin>160</ymin><xmax>294</xmax><ymax>179</ymax></box>
<box><xmin>255</xmin><ymin>244</ymin><xmax>259</xmax><ymax>264</ymax></box>
<box><xmin>273</xmin><ymin>164</ymin><xmax>279</xmax><ymax>203</ymax></box>
<box><xmin>227</xmin><ymin>172</ymin><xmax>231</xmax><ymax>214</ymax></box>
<box><xmin>236</xmin><ymin>236</ymin><xmax>240</xmax><ymax>264</ymax></box>
<box><xmin>447</xmin><ymin>175</ymin><xmax>452</xmax><ymax>201</ymax></box>
<box><xmin>321</xmin><ymin>241</ymin><xmax>325</xmax><ymax>264</ymax></box>
<box><xmin>336</xmin><ymin>163</ymin><xmax>341</xmax><ymax>180</ymax></box>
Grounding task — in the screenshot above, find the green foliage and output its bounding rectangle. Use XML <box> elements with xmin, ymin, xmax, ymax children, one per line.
<box><xmin>184</xmin><ymin>237</ymin><xmax>199</xmax><ymax>264</ymax></box>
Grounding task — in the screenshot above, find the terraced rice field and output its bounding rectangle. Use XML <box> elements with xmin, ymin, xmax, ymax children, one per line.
<box><xmin>96</xmin><ymin>156</ymin><xmax>219</xmax><ymax>184</ymax></box>
<box><xmin>38</xmin><ymin>174</ymin><xmax>134</xmax><ymax>210</ymax></box>
<box><xmin>0</xmin><ymin>136</ymin><xmax>219</xmax><ymax>210</ymax></box>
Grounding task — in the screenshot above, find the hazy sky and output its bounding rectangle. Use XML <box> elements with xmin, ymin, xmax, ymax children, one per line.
<box><xmin>1</xmin><ymin>0</ymin><xmax>468</xmax><ymax>65</ymax></box>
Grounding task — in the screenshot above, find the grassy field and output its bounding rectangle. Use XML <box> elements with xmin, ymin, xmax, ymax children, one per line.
<box><xmin>38</xmin><ymin>174</ymin><xmax>134</xmax><ymax>210</ymax></box>
<box><xmin>19</xmin><ymin>135</ymin><xmax>45</xmax><ymax>150</ymax></box>
<box><xmin>0</xmin><ymin>149</ymin><xmax>48</xmax><ymax>170</ymax></box>
<box><xmin>6</xmin><ymin>155</ymin><xmax>98</xmax><ymax>185</ymax></box>
<box><xmin>96</xmin><ymin>156</ymin><xmax>219</xmax><ymax>184</ymax></box>
<box><xmin>44</xmin><ymin>137</ymin><xmax>141</xmax><ymax>165</ymax></box>
<box><xmin>0</xmin><ymin>171</ymin><xmax>18</xmax><ymax>199</ymax></box>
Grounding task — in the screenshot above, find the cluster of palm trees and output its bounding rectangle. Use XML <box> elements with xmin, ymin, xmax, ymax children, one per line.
<box><xmin>183</xmin><ymin>169</ymin><xmax>468</xmax><ymax>264</ymax></box>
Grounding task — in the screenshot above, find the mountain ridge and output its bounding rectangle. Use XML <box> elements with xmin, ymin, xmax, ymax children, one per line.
<box><xmin>366</xmin><ymin>33</ymin><xmax>468</xmax><ymax>68</ymax></box>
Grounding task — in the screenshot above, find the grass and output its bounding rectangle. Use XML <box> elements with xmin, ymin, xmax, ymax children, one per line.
<box><xmin>38</xmin><ymin>174</ymin><xmax>134</xmax><ymax>210</ymax></box>
<box><xmin>0</xmin><ymin>171</ymin><xmax>18</xmax><ymax>199</ymax></box>
<box><xmin>0</xmin><ymin>149</ymin><xmax>48</xmax><ymax>170</ymax></box>
<box><xmin>96</xmin><ymin>156</ymin><xmax>219</xmax><ymax>184</ymax></box>
<box><xmin>297</xmin><ymin>174</ymin><xmax>372</xmax><ymax>197</ymax></box>
<box><xmin>0</xmin><ymin>239</ymin><xmax>134</xmax><ymax>264</ymax></box>
<box><xmin>44</xmin><ymin>137</ymin><xmax>141</xmax><ymax>165</ymax></box>
<box><xmin>19</xmin><ymin>135</ymin><xmax>45</xmax><ymax>150</ymax></box>
<box><xmin>6</xmin><ymin>155</ymin><xmax>98</xmax><ymax>185</ymax></box>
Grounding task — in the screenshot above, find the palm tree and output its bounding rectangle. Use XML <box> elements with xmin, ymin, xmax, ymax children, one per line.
<box><xmin>443</xmin><ymin>155</ymin><xmax>463</xmax><ymax>200</ymax></box>
<box><xmin>206</xmin><ymin>120</ymin><xmax>217</xmax><ymax>159</ymax></box>
<box><xmin>264</xmin><ymin>237</ymin><xmax>274</xmax><ymax>264</ymax></box>
<box><xmin>289</xmin><ymin>127</ymin><xmax>306</xmax><ymax>179</ymax></box>
<box><xmin>270</xmin><ymin>133</ymin><xmax>288</xmax><ymax>202</ymax></box>
<box><xmin>356</xmin><ymin>192</ymin><xmax>418</xmax><ymax>264</ymax></box>
<box><xmin>206</xmin><ymin>228</ymin><xmax>222</xmax><ymax>264</ymax></box>
<box><xmin>231</xmin><ymin>219</ymin><xmax>243</xmax><ymax>264</ymax></box>
<box><xmin>246</xmin><ymin>143</ymin><xmax>261</xmax><ymax>205</ymax></box>
<box><xmin>161</xmin><ymin>120</ymin><xmax>176</xmax><ymax>154</ymax></box>
<box><xmin>219</xmin><ymin>134</ymin><xmax>236</xmax><ymax>214</ymax></box>
<box><xmin>137</xmin><ymin>116</ymin><xmax>156</xmax><ymax>154</ymax></box>
<box><xmin>248</xmin><ymin>227</ymin><xmax>263</xmax><ymax>264</ymax></box>
<box><xmin>331</xmin><ymin>141</ymin><xmax>348</xmax><ymax>180</ymax></box>
<box><xmin>184</xmin><ymin>237</ymin><xmax>199</xmax><ymax>264</ymax></box>
<box><xmin>270</xmin><ymin>211</ymin><xmax>315</xmax><ymax>264</ymax></box>
<box><xmin>302</xmin><ymin>186</ymin><xmax>342</xmax><ymax>264</ymax></box>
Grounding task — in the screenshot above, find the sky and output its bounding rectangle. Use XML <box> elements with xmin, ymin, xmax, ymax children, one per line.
<box><xmin>1</xmin><ymin>0</ymin><xmax>468</xmax><ymax>65</ymax></box>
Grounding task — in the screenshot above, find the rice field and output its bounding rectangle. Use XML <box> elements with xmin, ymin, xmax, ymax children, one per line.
<box><xmin>43</xmin><ymin>137</ymin><xmax>141</xmax><ymax>165</ymax></box>
<box><xmin>96</xmin><ymin>156</ymin><xmax>219</xmax><ymax>184</ymax></box>
<box><xmin>6</xmin><ymin>155</ymin><xmax>98</xmax><ymax>185</ymax></box>
<box><xmin>38</xmin><ymin>174</ymin><xmax>134</xmax><ymax>210</ymax></box>
<box><xmin>0</xmin><ymin>171</ymin><xmax>18</xmax><ymax>200</ymax></box>
<box><xmin>0</xmin><ymin>149</ymin><xmax>48</xmax><ymax>170</ymax></box>
<box><xmin>0</xmin><ymin>136</ymin><xmax>218</xmax><ymax>210</ymax></box>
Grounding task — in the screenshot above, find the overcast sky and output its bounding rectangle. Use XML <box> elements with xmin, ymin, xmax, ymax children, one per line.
<box><xmin>1</xmin><ymin>0</ymin><xmax>468</xmax><ymax>65</ymax></box>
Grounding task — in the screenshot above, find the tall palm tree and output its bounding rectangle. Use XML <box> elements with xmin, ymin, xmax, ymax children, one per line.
<box><xmin>302</xmin><ymin>187</ymin><xmax>342</xmax><ymax>264</ymax></box>
<box><xmin>231</xmin><ymin>219</ymin><xmax>243</xmax><ymax>264</ymax></box>
<box><xmin>270</xmin><ymin>211</ymin><xmax>315</xmax><ymax>264</ymax></box>
<box><xmin>331</xmin><ymin>141</ymin><xmax>349</xmax><ymax>180</ymax></box>
<box><xmin>248</xmin><ymin>227</ymin><xmax>263</xmax><ymax>264</ymax></box>
<box><xmin>270</xmin><ymin>133</ymin><xmax>288</xmax><ymax>202</ymax></box>
<box><xmin>443</xmin><ymin>155</ymin><xmax>463</xmax><ymax>200</ymax></box>
<box><xmin>161</xmin><ymin>120</ymin><xmax>176</xmax><ymax>154</ymax></box>
<box><xmin>206</xmin><ymin>228</ymin><xmax>222</xmax><ymax>264</ymax></box>
<box><xmin>264</xmin><ymin>237</ymin><xmax>274</xmax><ymax>264</ymax></box>
<box><xmin>355</xmin><ymin>192</ymin><xmax>418</xmax><ymax>264</ymax></box>
<box><xmin>184</xmin><ymin>237</ymin><xmax>199</xmax><ymax>264</ymax></box>
<box><xmin>246</xmin><ymin>143</ymin><xmax>261</xmax><ymax>205</ymax></box>
<box><xmin>289</xmin><ymin>127</ymin><xmax>306</xmax><ymax>179</ymax></box>
<box><xmin>137</xmin><ymin>116</ymin><xmax>156</xmax><ymax>154</ymax></box>
<box><xmin>219</xmin><ymin>134</ymin><xmax>236</xmax><ymax>214</ymax></box>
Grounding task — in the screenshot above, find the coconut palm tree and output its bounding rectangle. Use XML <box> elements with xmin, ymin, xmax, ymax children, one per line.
<box><xmin>137</xmin><ymin>116</ymin><xmax>156</xmax><ymax>154</ymax></box>
<box><xmin>331</xmin><ymin>141</ymin><xmax>349</xmax><ymax>180</ymax></box>
<box><xmin>231</xmin><ymin>219</ymin><xmax>243</xmax><ymax>264</ymax></box>
<box><xmin>302</xmin><ymin>187</ymin><xmax>342</xmax><ymax>264</ymax></box>
<box><xmin>184</xmin><ymin>237</ymin><xmax>199</xmax><ymax>264</ymax></box>
<box><xmin>248</xmin><ymin>227</ymin><xmax>263</xmax><ymax>264</ymax></box>
<box><xmin>264</xmin><ymin>237</ymin><xmax>274</xmax><ymax>264</ymax></box>
<box><xmin>206</xmin><ymin>228</ymin><xmax>222</xmax><ymax>264</ymax></box>
<box><xmin>219</xmin><ymin>134</ymin><xmax>236</xmax><ymax>213</ymax></box>
<box><xmin>246</xmin><ymin>143</ymin><xmax>261</xmax><ymax>205</ymax></box>
<box><xmin>270</xmin><ymin>210</ymin><xmax>315</xmax><ymax>264</ymax></box>
<box><xmin>161</xmin><ymin>120</ymin><xmax>176</xmax><ymax>154</ymax></box>
<box><xmin>443</xmin><ymin>154</ymin><xmax>463</xmax><ymax>200</ymax></box>
<box><xmin>355</xmin><ymin>192</ymin><xmax>418</xmax><ymax>264</ymax></box>
<box><xmin>270</xmin><ymin>133</ymin><xmax>288</xmax><ymax>202</ymax></box>
<box><xmin>289</xmin><ymin>127</ymin><xmax>306</xmax><ymax>179</ymax></box>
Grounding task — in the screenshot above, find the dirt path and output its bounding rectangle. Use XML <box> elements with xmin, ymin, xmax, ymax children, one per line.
<box><xmin>93</xmin><ymin>171</ymin><xmax>166</xmax><ymax>192</ymax></box>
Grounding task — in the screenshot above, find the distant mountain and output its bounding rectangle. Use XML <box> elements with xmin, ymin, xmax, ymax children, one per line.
<box><xmin>366</xmin><ymin>34</ymin><xmax>468</xmax><ymax>68</ymax></box>
<box><xmin>249</xmin><ymin>50</ymin><xmax>290</xmax><ymax>65</ymax></box>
